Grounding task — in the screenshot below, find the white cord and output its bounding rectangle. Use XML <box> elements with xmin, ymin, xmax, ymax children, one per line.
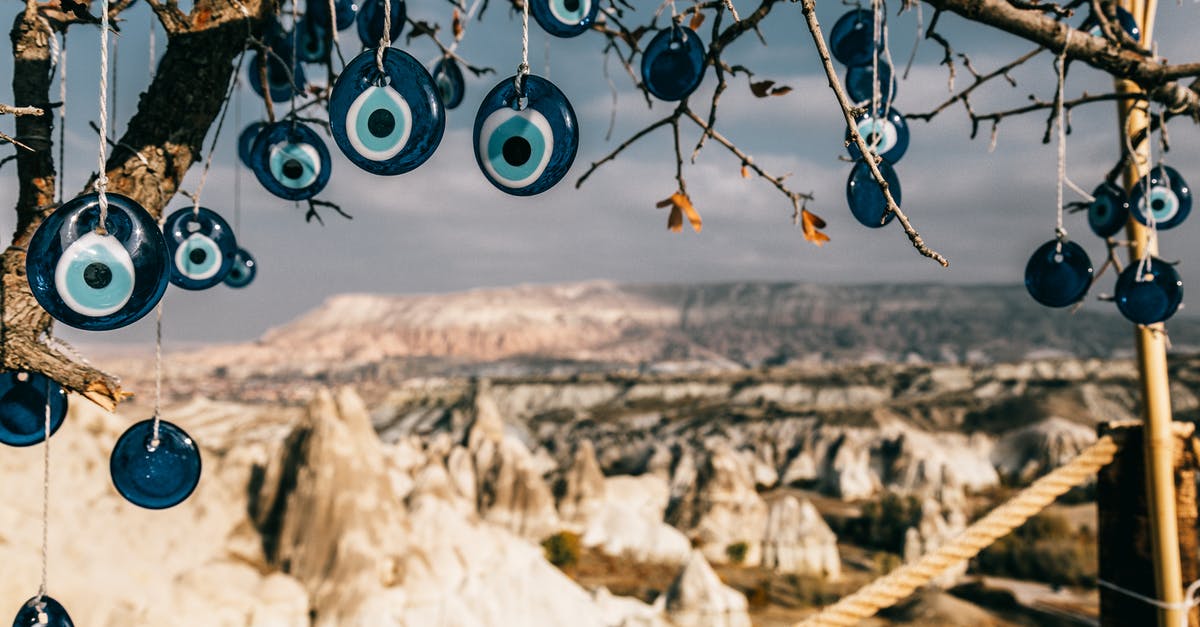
<box><xmin>152</xmin><ymin>298</ymin><xmax>163</xmax><ymax>446</ymax></box>
<box><xmin>376</xmin><ymin>0</ymin><xmax>392</xmax><ymax>74</ymax></box>
<box><xmin>95</xmin><ymin>0</ymin><xmax>111</xmax><ymax>227</ymax></box>
<box><xmin>1098</xmin><ymin>578</ymin><xmax>1200</xmax><ymax>627</ymax></box>
<box><xmin>35</xmin><ymin>376</ymin><xmax>51</xmax><ymax>603</ymax></box>
<box><xmin>191</xmin><ymin>52</ymin><xmax>245</xmax><ymax>215</ymax></box>
<box><xmin>515</xmin><ymin>0</ymin><xmax>530</xmax><ymax>96</ymax></box>
<box><xmin>1054</xmin><ymin>28</ymin><xmax>1069</xmax><ymax>241</ymax></box>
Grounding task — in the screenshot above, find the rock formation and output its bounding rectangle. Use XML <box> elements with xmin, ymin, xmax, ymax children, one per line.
<box><xmin>667</xmin><ymin>442</ymin><xmax>769</xmax><ymax>566</ymax></box>
<box><xmin>761</xmin><ymin>496</ymin><xmax>842</xmax><ymax>579</ymax></box>
<box><xmin>664</xmin><ymin>551</ymin><xmax>753</xmax><ymax>627</ymax></box>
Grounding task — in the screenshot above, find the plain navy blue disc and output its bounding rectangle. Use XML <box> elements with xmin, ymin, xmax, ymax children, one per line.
<box><xmin>247</xmin><ymin>40</ymin><xmax>306</xmax><ymax>104</ymax></box>
<box><xmin>1088</xmin><ymin>181</ymin><xmax>1129</xmax><ymax>238</ymax></box>
<box><xmin>329</xmin><ymin>48</ymin><xmax>445</xmax><ymax>175</ymax></box>
<box><xmin>640</xmin><ymin>25</ymin><xmax>707</xmax><ymax>102</ymax></box>
<box><xmin>1024</xmin><ymin>239</ymin><xmax>1093</xmax><ymax>308</ymax></box>
<box><xmin>846</xmin><ymin>107</ymin><xmax>909</xmax><ymax>163</ymax></box>
<box><xmin>432</xmin><ymin>57</ymin><xmax>466</xmax><ymax>110</ymax></box>
<box><xmin>163</xmin><ymin>207</ymin><xmax>238</xmax><ymax>290</ymax></box>
<box><xmin>224</xmin><ymin>248</ymin><xmax>257</xmax><ymax>289</ymax></box>
<box><xmin>0</xmin><ymin>372</ymin><xmax>67</xmax><ymax>448</ymax></box>
<box><xmin>845</xmin><ymin>60</ymin><xmax>896</xmax><ymax>105</ymax></box>
<box><xmin>830</xmin><ymin>9</ymin><xmax>877</xmax><ymax>67</ymax></box>
<box><xmin>356</xmin><ymin>0</ymin><xmax>405</xmax><ymax>48</ymax></box>
<box><xmin>307</xmin><ymin>0</ymin><xmax>357</xmax><ymax>31</ymax></box>
<box><xmin>1116</xmin><ymin>257</ymin><xmax>1183</xmax><ymax>324</ymax></box>
<box><xmin>249</xmin><ymin>121</ymin><xmax>332</xmax><ymax>200</ymax></box>
<box><xmin>237</xmin><ymin>122</ymin><xmax>265</xmax><ymax>168</ymax></box>
<box><xmin>846</xmin><ymin>159</ymin><xmax>901</xmax><ymax>228</ymax></box>
<box><xmin>26</xmin><ymin>193</ymin><xmax>170</xmax><ymax>331</ymax></box>
<box><xmin>1129</xmin><ymin>165</ymin><xmax>1191</xmax><ymax>230</ymax></box>
<box><xmin>12</xmin><ymin>596</ymin><xmax>73</xmax><ymax>627</ymax></box>
<box><xmin>297</xmin><ymin>17</ymin><xmax>331</xmax><ymax>63</ymax></box>
<box><xmin>530</xmin><ymin>0</ymin><xmax>599</xmax><ymax>37</ymax></box>
<box><xmin>473</xmin><ymin>74</ymin><xmax>579</xmax><ymax>196</ymax></box>
<box><xmin>110</xmin><ymin>418</ymin><xmax>201</xmax><ymax>510</ymax></box>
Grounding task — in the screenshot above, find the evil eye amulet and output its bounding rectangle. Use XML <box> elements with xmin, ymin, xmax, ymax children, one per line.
<box><xmin>297</xmin><ymin>17</ymin><xmax>332</xmax><ymax>63</ymax></box>
<box><xmin>307</xmin><ymin>0</ymin><xmax>358</xmax><ymax>31</ymax></box>
<box><xmin>237</xmin><ymin>122</ymin><xmax>265</xmax><ymax>168</ymax></box>
<box><xmin>846</xmin><ymin>159</ymin><xmax>900</xmax><ymax>228</ymax></box>
<box><xmin>1116</xmin><ymin>257</ymin><xmax>1183</xmax><ymax>324</ymax></box>
<box><xmin>473</xmin><ymin>74</ymin><xmax>579</xmax><ymax>196</ymax></box>
<box><xmin>357</xmin><ymin>0</ymin><xmax>405</xmax><ymax>48</ymax></box>
<box><xmin>0</xmin><ymin>372</ymin><xmax>67</xmax><ymax>447</ymax></box>
<box><xmin>224</xmin><ymin>248</ymin><xmax>257</xmax><ymax>288</ymax></box>
<box><xmin>530</xmin><ymin>0</ymin><xmax>599</xmax><ymax>38</ymax></box>
<box><xmin>1088</xmin><ymin>181</ymin><xmax>1129</xmax><ymax>238</ymax></box>
<box><xmin>110</xmin><ymin>418</ymin><xmax>202</xmax><ymax>509</ymax></box>
<box><xmin>1024</xmin><ymin>239</ymin><xmax>1093</xmax><ymax>308</ymax></box>
<box><xmin>249</xmin><ymin>121</ymin><xmax>332</xmax><ymax>200</ymax></box>
<box><xmin>845</xmin><ymin>60</ymin><xmax>897</xmax><ymax>105</ymax></box>
<box><xmin>830</xmin><ymin>9</ymin><xmax>877</xmax><ymax>67</ymax></box>
<box><xmin>641</xmin><ymin>25</ymin><xmax>707</xmax><ymax>102</ymax></box>
<box><xmin>1129</xmin><ymin>165</ymin><xmax>1191</xmax><ymax>230</ymax></box>
<box><xmin>1085</xmin><ymin>6</ymin><xmax>1140</xmax><ymax>41</ymax></box>
<box><xmin>846</xmin><ymin>107</ymin><xmax>909</xmax><ymax>163</ymax></box>
<box><xmin>330</xmin><ymin>49</ymin><xmax>445</xmax><ymax>175</ymax></box>
<box><xmin>26</xmin><ymin>193</ymin><xmax>170</xmax><ymax>331</ymax></box>
<box><xmin>12</xmin><ymin>596</ymin><xmax>74</xmax><ymax>627</ymax></box>
<box><xmin>248</xmin><ymin>43</ymin><xmax>306</xmax><ymax>104</ymax></box>
<box><xmin>432</xmin><ymin>57</ymin><xmax>466</xmax><ymax>110</ymax></box>
<box><xmin>163</xmin><ymin>207</ymin><xmax>238</xmax><ymax>290</ymax></box>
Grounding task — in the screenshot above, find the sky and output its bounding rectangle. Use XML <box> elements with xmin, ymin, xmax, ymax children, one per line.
<box><xmin>0</xmin><ymin>0</ymin><xmax>1198</xmax><ymax>346</ymax></box>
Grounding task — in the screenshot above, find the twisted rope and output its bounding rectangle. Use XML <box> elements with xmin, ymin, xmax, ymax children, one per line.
<box><xmin>798</xmin><ymin>434</ymin><xmax>1118</xmax><ymax>626</ymax></box>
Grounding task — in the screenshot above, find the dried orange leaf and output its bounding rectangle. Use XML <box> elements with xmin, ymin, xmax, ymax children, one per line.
<box><xmin>740</xmin><ymin>165</ymin><xmax>750</xmax><ymax>179</ymax></box>
<box><xmin>801</xmin><ymin>208</ymin><xmax>830</xmax><ymax>246</ymax></box>
<box><xmin>668</xmin><ymin>206</ymin><xmax>684</xmax><ymax>231</ymax></box>
<box><xmin>453</xmin><ymin>8</ymin><xmax>464</xmax><ymax>40</ymax></box>
<box><xmin>677</xmin><ymin>193</ymin><xmax>702</xmax><ymax>232</ymax></box>
<box><xmin>770</xmin><ymin>85</ymin><xmax>793</xmax><ymax>96</ymax></box>
<box><xmin>749</xmin><ymin>80</ymin><xmax>775</xmax><ymax>98</ymax></box>
<box><xmin>689</xmin><ymin>11</ymin><xmax>706</xmax><ymax>30</ymax></box>
<box><xmin>657</xmin><ymin>192</ymin><xmax>701</xmax><ymax>233</ymax></box>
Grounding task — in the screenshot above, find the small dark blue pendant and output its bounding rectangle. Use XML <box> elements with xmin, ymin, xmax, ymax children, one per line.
<box><xmin>829</xmin><ymin>9</ymin><xmax>877</xmax><ymax>67</ymax></box>
<box><xmin>845</xmin><ymin>107</ymin><xmax>909</xmax><ymax>163</ymax></box>
<box><xmin>640</xmin><ymin>25</ymin><xmax>707</xmax><ymax>102</ymax></box>
<box><xmin>26</xmin><ymin>193</ymin><xmax>170</xmax><ymax>331</ymax></box>
<box><xmin>249</xmin><ymin>121</ymin><xmax>332</xmax><ymax>200</ymax></box>
<box><xmin>307</xmin><ymin>0</ymin><xmax>357</xmax><ymax>31</ymax></box>
<box><xmin>237</xmin><ymin>122</ymin><xmax>265</xmax><ymax>168</ymax></box>
<box><xmin>473</xmin><ymin>74</ymin><xmax>579</xmax><ymax>196</ymax></box>
<box><xmin>248</xmin><ymin>39</ymin><xmax>306</xmax><ymax>104</ymax></box>
<box><xmin>163</xmin><ymin>207</ymin><xmax>239</xmax><ymax>291</ymax></box>
<box><xmin>356</xmin><ymin>0</ymin><xmax>406</xmax><ymax>48</ymax></box>
<box><xmin>297</xmin><ymin>17</ymin><xmax>331</xmax><ymax>63</ymax></box>
<box><xmin>224</xmin><ymin>248</ymin><xmax>257</xmax><ymax>289</ymax></box>
<box><xmin>530</xmin><ymin>0</ymin><xmax>599</xmax><ymax>38</ymax></box>
<box><xmin>12</xmin><ymin>596</ymin><xmax>74</xmax><ymax>627</ymax></box>
<box><xmin>1115</xmin><ymin>257</ymin><xmax>1183</xmax><ymax>324</ymax></box>
<box><xmin>845</xmin><ymin>60</ymin><xmax>897</xmax><ymax>105</ymax></box>
<box><xmin>110</xmin><ymin>418</ymin><xmax>202</xmax><ymax>510</ymax></box>
<box><xmin>1084</xmin><ymin>6</ymin><xmax>1140</xmax><ymax>40</ymax></box>
<box><xmin>1087</xmin><ymin>181</ymin><xmax>1129</xmax><ymax>238</ymax></box>
<box><xmin>0</xmin><ymin>372</ymin><xmax>67</xmax><ymax>448</ymax></box>
<box><xmin>1129</xmin><ymin>165</ymin><xmax>1191</xmax><ymax>230</ymax></box>
<box><xmin>846</xmin><ymin>159</ymin><xmax>901</xmax><ymax>228</ymax></box>
<box><xmin>1024</xmin><ymin>239</ymin><xmax>1093</xmax><ymax>308</ymax></box>
<box><xmin>432</xmin><ymin>56</ymin><xmax>466</xmax><ymax>110</ymax></box>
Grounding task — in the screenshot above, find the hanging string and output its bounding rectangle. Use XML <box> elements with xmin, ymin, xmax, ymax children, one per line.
<box><xmin>1053</xmin><ymin>28</ymin><xmax>1070</xmax><ymax>243</ymax></box>
<box><xmin>34</xmin><ymin>375</ymin><xmax>52</xmax><ymax>606</ymax></box>
<box><xmin>148</xmin><ymin>23</ymin><xmax>155</xmax><ymax>77</ymax></box>
<box><xmin>95</xmin><ymin>0</ymin><xmax>112</xmax><ymax>229</ymax></box>
<box><xmin>514</xmin><ymin>0</ymin><xmax>531</xmax><ymax>97</ymax></box>
<box><xmin>233</xmin><ymin>88</ymin><xmax>242</xmax><ymax>235</ymax></box>
<box><xmin>111</xmin><ymin>37</ymin><xmax>119</xmax><ymax>136</ymax></box>
<box><xmin>326</xmin><ymin>0</ymin><xmax>344</xmax><ymax>68</ymax></box>
<box><xmin>191</xmin><ymin>51</ymin><xmax>246</xmax><ymax>216</ymax></box>
<box><xmin>376</xmin><ymin>0</ymin><xmax>393</xmax><ymax>74</ymax></box>
<box><xmin>289</xmin><ymin>0</ymin><xmax>301</xmax><ymax>118</ymax></box>
<box><xmin>151</xmin><ymin>299</ymin><xmax>163</xmax><ymax>447</ymax></box>
<box><xmin>1098</xmin><ymin>578</ymin><xmax>1200</xmax><ymax>627</ymax></box>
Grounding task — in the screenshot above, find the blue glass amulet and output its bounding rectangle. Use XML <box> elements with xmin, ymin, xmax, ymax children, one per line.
<box><xmin>110</xmin><ymin>418</ymin><xmax>202</xmax><ymax>510</ymax></box>
<box><xmin>1087</xmin><ymin>181</ymin><xmax>1129</xmax><ymax>238</ymax></box>
<box><xmin>846</xmin><ymin>159</ymin><xmax>901</xmax><ymax>228</ymax></box>
<box><xmin>224</xmin><ymin>248</ymin><xmax>257</xmax><ymax>289</ymax></box>
<box><xmin>0</xmin><ymin>372</ymin><xmax>67</xmax><ymax>448</ymax></box>
<box><xmin>1024</xmin><ymin>239</ymin><xmax>1093</xmax><ymax>308</ymax></box>
<box><xmin>356</xmin><ymin>0</ymin><xmax>405</xmax><ymax>48</ymax></box>
<box><xmin>1115</xmin><ymin>257</ymin><xmax>1183</xmax><ymax>324</ymax></box>
<box><xmin>530</xmin><ymin>0</ymin><xmax>599</xmax><ymax>38</ymax></box>
<box><xmin>829</xmin><ymin>9</ymin><xmax>877</xmax><ymax>67</ymax></box>
<box><xmin>473</xmin><ymin>74</ymin><xmax>579</xmax><ymax>196</ymax></box>
<box><xmin>1129</xmin><ymin>165</ymin><xmax>1191</xmax><ymax>230</ymax></box>
<box><xmin>845</xmin><ymin>60</ymin><xmax>897</xmax><ymax>105</ymax></box>
<box><xmin>640</xmin><ymin>25</ymin><xmax>707</xmax><ymax>102</ymax></box>
<box><xmin>845</xmin><ymin>107</ymin><xmax>909</xmax><ymax>163</ymax></box>
<box><xmin>249</xmin><ymin>121</ymin><xmax>332</xmax><ymax>200</ymax></box>
<box><xmin>12</xmin><ymin>595</ymin><xmax>74</xmax><ymax>627</ymax></box>
<box><xmin>432</xmin><ymin>57</ymin><xmax>466</xmax><ymax>110</ymax></box>
<box><xmin>163</xmin><ymin>207</ymin><xmax>239</xmax><ymax>290</ymax></box>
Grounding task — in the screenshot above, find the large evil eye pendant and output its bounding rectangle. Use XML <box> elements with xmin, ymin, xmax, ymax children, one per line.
<box><xmin>641</xmin><ymin>25</ymin><xmax>707</xmax><ymax>102</ymax></box>
<box><xmin>163</xmin><ymin>207</ymin><xmax>238</xmax><ymax>290</ymax></box>
<box><xmin>110</xmin><ymin>418</ymin><xmax>201</xmax><ymax>510</ymax></box>
<box><xmin>1024</xmin><ymin>239</ymin><xmax>1093</xmax><ymax>308</ymax></box>
<box><xmin>1116</xmin><ymin>257</ymin><xmax>1183</xmax><ymax>324</ymax></box>
<box><xmin>473</xmin><ymin>74</ymin><xmax>579</xmax><ymax>196</ymax></box>
<box><xmin>1129</xmin><ymin>165</ymin><xmax>1191</xmax><ymax>230</ymax></box>
<box><xmin>846</xmin><ymin>108</ymin><xmax>909</xmax><ymax>163</ymax></box>
<box><xmin>224</xmin><ymin>248</ymin><xmax>257</xmax><ymax>289</ymax></box>
<box><xmin>845</xmin><ymin>60</ymin><xmax>897</xmax><ymax>105</ymax></box>
<box><xmin>830</xmin><ymin>9</ymin><xmax>877</xmax><ymax>67</ymax></box>
<box><xmin>846</xmin><ymin>159</ymin><xmax>901</xmax><ymax>228</ymax></box>
<box><xmin>26</xmin><ymin>193</ymin><xmax>169</xmax><ymax>331</ymax></box>
<box><xmin>1088</xmin><ymin>181</ymin><xmax>1129</xmax><ymax>238</ymax></box>
<box><xmin>249</xmin><ymin>121</ymin><xmax>332</xmax><ymax>200</ymax></box>
<box><xmin>329</xmin><ymin>48</ymin><xmax>445</xmax><ymax>175</ymax></box>
<box><xmin>12</xmin><ymin>596</ymin><xmax>74</xmax><ymax>627</ymax></box>
<box><xmin>0</xmin><ymin>372</ymin><xmax>67</xmax><ymax>448</ymax></box>
<box><xmin>530</xmin><ymin>0</ymin><xmax>599</xmax><ymax>38</ymax></box>
<box><xmin>432</xmin><ymin>57</ymin><xmax>466</xmax><ymax>110</ymax></box>
<box><xmin>357</xmin><ymin>0</ymin><xmax>406</xmax><ymax>48</ymax></box>
<box><xmin>247</xmin><ymin>42</ymin><xmax>306</xmax><ymax>104</ymax></box>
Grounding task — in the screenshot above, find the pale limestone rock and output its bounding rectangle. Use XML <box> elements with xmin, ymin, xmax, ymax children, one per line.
<box><xmin>582</xmin><ymin>476</ymin><xmax>692</xmax><ymax>565</ymax></box>
<box><xmin>664</xmin><ymin>551</ymin><xmax>752</xmax><ymax>627</ymax></box>
<box><xmin>557</xmin><ymin>440</ymin><xmax>607</xmax><ymax>528</ymax></box>
<box><xmin>991</xmin><ymin>417</ymin><xmax>1096</xmax><ymax>484</ymax></box>
<box><xmin>902</xmin><ymin>499</ymin><xmax>968</xmax><ymax>587</ymax></box>
<box><xmin>667</xmin><ymin>443</ymin><xmax>768</xmax><ymax>566</ymax></box>
<box><xmin>761</xmin><ymin>497</ymin><xmax>841</xmax><ymax>580</ymax></box>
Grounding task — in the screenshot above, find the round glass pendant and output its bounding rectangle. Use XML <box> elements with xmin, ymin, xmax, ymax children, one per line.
<box><xmin>26</xmin><ymin>193</ymin><xmax>170</xmax><ymax>331</ymax></box>
<box><xmin>640</xmin><ymin>25</ymin><xmax>707</xmax><ymax>102</ymax></box>
<box><xmin>1024</xmin><ymin>239</ymin><xmax>1093</xmax><ymax>308</ymax></box>
<box><xmin>0</xmin><ymin>372</ymin><xmax>67</xmax><ymax>448</ymax></box>
<box><xmin>307</xmin><ymin>0</ymin><xmax>358</xmax><ymax>31</ymax></box>
<box><xmin>237</xmin><ymin>122</ymin><xmax>265</xmax><ymax>168</ymax></box>
<box><xmin>530</xmin><ymin>0</ymin><xmax>599</xmax><ymax>38</ymax></box>
<box><xmin>224</xmin><ymin>248</ymin><xmax>257</xmax><ymax>289</ymax></box>
<box><xmin>329</xmin><ymin>48</ymin><xmax>445</xmax><ymax>175</ymax></box>
<box><xmin>297</xmin><ymin>18</ymin><xmax>331</xmax><ymax>63</ymax></box>
<box><xmin>356</xmin><ymin>0</ymin><xmax>406</xmax><ymax>48</ymax></box>
<box><xmin>12</xmin><ymin>595</ymin><xmax>74</xmax><ymax>627</ymax></box>
<box><xmin>247</xmin><ymin>41</ymin><xmax>306</xmax><ymax>104</ymax></box>
<box><xmin>163</xmin><ymin>207</ymin><xmax>238</xmax><ymax>290</ymax></box>
<box><xmin>1084</xmin><ymin>6</ymin><xmax>1140</xmax><ymax>41</ymax></box>
<box><xmin>845</xmin><ymin>107</ymin><xmax>909</xmax><ymax>163</ymax></box>
<box><xmin>1129</xmin><ymin>165</ymin><xmax>1191</xmax><ymax>230</ymax></box>
<box><xmin>845</xmin><ymin>60</ymin><xmax>897</xmax><ymax>105</ymax></box>
<box><xmin>249</xmin><ymin>121</ymin><xmax>332</xmax><ymax>200</ymax></box>
<box><xmin>1087</xmin><ymin>181</ymin><xmax>1129</xmax><ymax>238</ymax></box>
<box><xmin>846</xmin><ymin>159</ymin><xmax>901</xmax><ymax>228</ymax></box>
<box><xmin>473</xmin><ymin>74</ymin><xmax>579</xmax><ymax>196</ymax></box>
<box><xmin>432</xmin><ymin>56</ymin><xmax>466</xmax><ymax>110</ymax></box>
<box><xmin>1115</xmin><ymin>257</ymin><xmax>1183</xmax><ymax>324</ymax></box>
<box><xmin>110</xmin><ymin>418</ymin><xmax>201</xmax><ymax>510</ymax></box>
<box><xmin>829</xmin><ymin>9</ymin><xmax>876</xmax><ymax>67</ymax></box>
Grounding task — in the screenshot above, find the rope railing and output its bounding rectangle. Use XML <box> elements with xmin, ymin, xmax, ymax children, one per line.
<box><xmin>798</xmin><ymin>434</ymin><xmax>1119</xmax><ymax>626</ymax></box>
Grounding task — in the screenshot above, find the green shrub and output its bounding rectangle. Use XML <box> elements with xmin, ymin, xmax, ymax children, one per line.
<box><xmin>843</xmin><ymin>492</ymin><xmax>923</xmax><ymax>553</ymax></box>
<box><xmin>725</xmin><ymin>541</ymin><xmax>749</xmax><ymax>565</ymax></box>
<box><xmin>542</xmin><ymin>531</ymin><xmax>582</xmax><ymax>569</ymax></box>
<box><xmin>971</xmin><ymin>512</ymin><xmax>1095</xmax><ymax>586</ymax></box>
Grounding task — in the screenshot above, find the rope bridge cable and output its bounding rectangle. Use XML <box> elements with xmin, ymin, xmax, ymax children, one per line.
<box><xmin>798</xmin><ymin>434</ymin><xmax>1119</xmax><ymax>627</ymax></box>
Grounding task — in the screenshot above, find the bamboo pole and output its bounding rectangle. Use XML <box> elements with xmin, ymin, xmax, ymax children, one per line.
<box><xmin>1115</xmin><ymin>0</ymin><xmax>1184</xmax><ymax>623</ymax></box>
